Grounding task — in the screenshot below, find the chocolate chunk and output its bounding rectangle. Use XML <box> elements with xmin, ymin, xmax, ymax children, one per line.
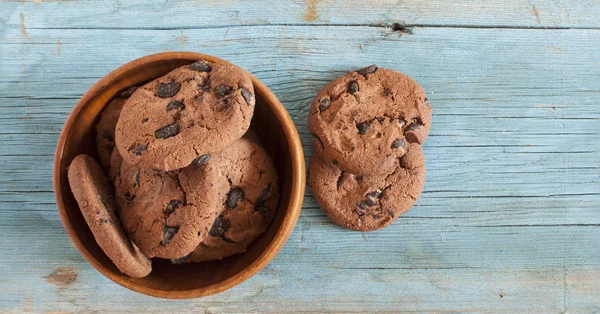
<box><xmin>99</xmin><ymin>218</ymin><xmax>108</xmax><ymax>224</ymax></box>
<box><xmin>318</xmin><ymin>98</ymin><xmax>331</xmax><ymax>112</ymax></box>
<box><xmin>164</xmin><ymin>200</ymin><xmax>182</xmax><ymax>216</ymax></box>
<box><xmin>133</xmin><ymin>170</ymin><xmax>140</xmax><ymax>188</ymax></box>
<box><xmin>348</xmin><ymin>81</ymin><xmax>359</xmax><ymax>94</ymax></box>
<box><xmin>383</xmin><ymin>88</ymin><xmax>392</xmax><ymax>96</ymax></box>
<box><xmin>166</xmin><ymin>99</ymin><xmax>185</xmax><ymax>111</ymax></box>
<box><xmin>157</xmin><ymin>82</ymin><xmax>181</xmax><ymax>98</ymax></box>
<box><xmin>155</xmin><ymin>123</ymin><xmax>180</xmax><ymax>139</ymax></box>
<box><xmin>141</xmin><ymin>118</ymin><xmax>148</xmax><ymax>123</ymax></box>
<box><xmin>391</xmin><ymin>138</ymin><xmax>405</xmax><ymax>149</ymax></box>
<box><xmin>188</xmin><ymin>60</ymin><xmax>212</xmax><ymax>72</ymax></box>
<box><xmin>356</xmin><ymin>121</ymin><xmax>371</xmax><ymax>135</ymax></box>
<box><xmin>161</xmin><ymin>226</ymin><xmax>179</xmax><ymax>245</ymax></box>
<box><xmin>120</xmin><ymin>86</ymin><xmax>138</xmax><ymax>98</ymax></box>
<box><xmin>332</xmin><ymin>159</ymin><xmax>339</xmax><ymax>166</ymax></box>
<box><xmin>193</xmin><ymin>154</ymin><xmax>211</xmax><ymax>166</ymax></box>
<box><xmin>170</xmin><ymin>254</ymin><xmax>191</xmax><ymax>264</ymax></box>
<box><xmin>357</xmin><ymin>65</ymin><xmax>378</xmax><ymax>76</ymax></box>
<box><xmin>255</xmin><ymin>184</ymin><xmax>272</xmax><ymax>217</ymax></box>
<box><xmin>131</xmin><ymin>145</ymin><xmax>147</xmax><ymax>156</ymax></box>
<box><xmin>226</xmin><ymin>187</ymin><xmax>244</xmax><ymax>209</ymax></box>
<box><xmin>208</xmin><ymin>216</ymin><xmax>229</xmax><ymax>237</ymax></box>
<box><xmin>215</xmin><ymin>85</ymin><xmax>234</xmax><ymax>98</ymax></box>
<box><xmin>397</xmin><ymin>119</ymin><xmax>406</xmax><ymax>128</ymax></box>
<box><xmin>312</xmin><ymin>134</ymin><xmax>324</xmax><ymax>150</ymax></box>
<box><xmin>101</xmin><ymin>130</ymin><xmax>113</xmax><ymax>142</ymax></box>
<box><xmin>355</xmin><ymin>207</ymin><xmax>367</xmax><ymax>216</ymax></box>
<box><xmin>241</xmin><ymin>87</ymin><xmax>254</xmax><ymax>105</ymax></box>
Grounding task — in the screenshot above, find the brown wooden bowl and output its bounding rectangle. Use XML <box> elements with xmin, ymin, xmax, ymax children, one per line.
<box><xmin>53</xmin><ymin>52</ymin><xmax>305</xmax><ymax>298</ymax></box>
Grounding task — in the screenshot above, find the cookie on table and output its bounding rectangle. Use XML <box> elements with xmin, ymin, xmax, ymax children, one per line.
<box><xmin>95</xmin><ymin>86</ymin><xmax>138</xmax><ymax>171</ymax></box>
<box><xmin>308</xmin><ymin>65</ymin><xmax>431</xmax><ymax>176</ymax></box>
<box><xmin>114</xmin><ymin>151</ymin><xmax>227</xmax><ymax>259</ymax></box>
<box><xmin>308</xmin><ymin>144</ymin><xmax>426</xmax><ymax>232</ymax></box>
<box><xmin>188</xmin><ymin>135</ymin><xmax>279</xmax><ymax>263</ymax></box>
<box><xmin>115</xmin><ymin>60</ymin><xmax>255</xmax><ymax>171</ymax></box>
<box><xmin>67</xmin><ymin>154</ymin><xmax>151</xmax><ymax>278</ymax></box>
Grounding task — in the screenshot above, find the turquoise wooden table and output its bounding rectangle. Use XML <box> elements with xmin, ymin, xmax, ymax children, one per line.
<box><xmin>1</xmin><ymin>1</ymin><xmax>599</xmax><ymax>312</ymax></box>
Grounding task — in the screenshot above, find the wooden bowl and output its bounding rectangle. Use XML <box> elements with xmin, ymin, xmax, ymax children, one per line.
<box><xmin>53</xmin><ymin>52</ymin><xmax>305</xmax><ymax>298</ymax></box>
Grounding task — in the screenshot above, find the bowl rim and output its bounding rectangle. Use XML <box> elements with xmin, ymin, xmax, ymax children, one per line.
<box><xmin>53</xmin><ymin>52</ymin><xmax>305</xmax><ymax>299</ymax></box>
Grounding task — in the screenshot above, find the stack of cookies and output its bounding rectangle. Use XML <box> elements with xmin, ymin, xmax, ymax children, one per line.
<box><xmin>68</xmin><ymin>59</ymin><xmax>280</xmax><ymax>278</ymax></box>
<box><xmin>308</xmin><ymin>65</ymin><xmax>431</xmax><ymax>231</ymax></box>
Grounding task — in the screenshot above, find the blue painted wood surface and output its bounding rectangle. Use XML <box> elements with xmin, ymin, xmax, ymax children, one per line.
<box><xmin>1</xmin><ymin>1</ymin><xmax>599</xmax><ymax>312</ymax></box>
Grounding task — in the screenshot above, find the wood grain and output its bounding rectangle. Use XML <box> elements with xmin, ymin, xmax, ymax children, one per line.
<box><xmin>1</xmin><ymin>1</ymin><xmax>599</xmax><ymax>312</ymax></box>
<box><xmin>3</xmin><ymin>0</ymin><xmax>600</xmax><ymax>28</ymax></box>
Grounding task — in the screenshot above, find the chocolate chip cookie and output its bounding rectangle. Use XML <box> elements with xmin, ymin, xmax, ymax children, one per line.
<box><xmin>115</xmin><ymin>60</ymin><xmax>255</xmax><ymax>171</ymax></box>
<box><xmin>95</xmin><ymin>86</ymin><xmax>137</xmax><ymax>171</ymax></box>
<box><xmin>114</xmin><ymin>152</ymin><xmax>227</xmax><ymax>259</ymax></box>
<box><xmin>308</xmin><ymin>65</ymin><xmax>431</xmax><ymax>176</ymax></box>
<box><xmin>308</xmin><ymin>143</ymin><xmax>426</xmax><ymax>231</ymax></box>
<box><xmin>189</xmin><ymin>135</ymin><xmax>279</xmax><ymax>262</ymax></box>
<box><xmin>67</xmin><ymin>154</ymin><xmax>152</xmax><ymax>277</ymax></box>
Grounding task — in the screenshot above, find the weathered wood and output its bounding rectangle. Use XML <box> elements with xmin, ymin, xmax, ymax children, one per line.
<box><xmin>1</xmin><ymin>2</ymin><xmax>599</xmax><ymax>312</ymax></box>
<box><xmin>3</xmin><ymin>0</ymin><xmax>600</xmax><ymax>29</ymax></box>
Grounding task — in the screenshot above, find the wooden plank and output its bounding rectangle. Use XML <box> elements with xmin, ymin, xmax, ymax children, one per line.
<box><xmin>3</xmin><ymin>0</ymin><xmax>600</xmax><ymax>29</ymax></box>
<box><xmin>0</xmin><ymin>18</ymin><xmax>599</xmax><ymax>314</ymax></box>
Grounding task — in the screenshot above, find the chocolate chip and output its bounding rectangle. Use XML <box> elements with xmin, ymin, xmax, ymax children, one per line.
<box><xmin>391</xmin><ymin>138</ymin><xmax>405</xmax><ymax>149</ymax></box>
<box><xmin>358</xmin><ymin>200</ymin><xmax>371</xmax><ymax>209</ymax></box>
<box><xmin>120</xmin><ymin>86</ymin><xmax>138</xmax><ymax>98</ymax></box>
<box><xmin>348</xmin><ymin>81</ymin><xmax>359</xmax><ymax>94</ymax></box>
<box><xmin>406</xmin><ymin>122</ymin><xmax>424</xmax><ymax>132</ymax></box>
<box><xmin>386</xmin><ymin>209</ymin><xmax>395</xmax><ymax>218</ymax></box>
<box><xmin>332</xmin><ymin>159</ymin><xmax>339</xmax><ymax>166</ymax></box>
<box><xmin>188</xmin><ymin>60</ymin><xmax>211</xmax><ymax>72</ymax></box>
<box><xmin>397</xmin><ymin>119</ymin><xmax>406</xmax><ymax>128</ymax></box>
<box><xmin>355</xmin><ymin>176</ymin><xmax>364</xmax><ymax>183</ymax></box>
<box><xmin>166</xmin><ymin>99</ymin><xmax>185</xmax><ymax>111</ymax></box>
<box><xmin>383</xmin><ymin>88</ymin><xmax>392</xmax><ymax>96</ymax></box>
<box><xmin>164</xmin><ymin>200</ymin><xmax>182</xmax><ymax>216</ymax></box>
<box><xmin>155</xmin><ymin>123</ymin><xmax>180</xmax><ymax>139</ymax></box>
<box><xmin>215</xmin><ymin>85</ymin><xmax>233</xmax><ymax>98</ymax></box>
<box><xmin>367</xmin><ymin>191</ymin><xmax>381</xmax><ymax>199</ymax></box>
<box><xmin>356</xmin><ymin>121</ymin><xmax>371</xmax><ymax>135</ymax></box>
<box><xmin>312</xmin><ymin>134</ymin><xmax>324</xmax><ymax>150</ymax></box>
<box><xmin>241</xmin><ymin>87</ymin><xmax>254</xmax><ymax>105</ymax></box>
<box><xmin>131</xmin><ymin>145</ymin><xmax>147</xmax><ymax>156</ymax></box>
<box><xmin>357</xmin><ymin>65</ymin><xmax>378</xmax><ymax>76</ymax></box>
<box><xmin>208</xmin><ymin>216</ymin><xmax>229</xmax><ymax>237</ymax></box>
<box><xmin>133</xmin><ymin>170</ymin><xmax>140</xmax><ymax>188</ymax></box>
<box><xmin>141</xmin><ymin>118</ymin><xmax>148</xmax><ymax>123</ymax></box>
<box><xmin>170</xmin><ymin>254</ymin><xmax>191</xmax><ymax>264</ymax></box>
<box><xmin>157</xmin><ymin>82</ymin><xmax>181</xmax><ymax>98</ymax></box>
<box><xmin>226</xmin><ymin>187</ymin><xmax>244</xmax><ymax>209</ymax></box>
<box><xmin>355</xmin><ymin>208</ymin><xmax>367</xmax><ymax>216</ymax></box>
<box><xmin>193</xmin><ymin>154</ymin><xmax>211</xmax><ymax>166</ymax></box>
<box><xmin>124</xmin><ymin>192</ymin><xmax>135</xmax><ymax>206</ymax></box>
<box><xmin>99</xmin><ymin>218</ymin><xmax>108</xmax><ymax>224</ymax></box>
<box><xmin>101</xmin><ymin>130</ymin><xmax>113</xmax><ymax>142</ymax></box>
<box><xmin>198</xmin><ymin>78</ymin><xmax>211</xmax><ymax>91</ymax></box>
<box><xmin>318</xmin><ymin>98</ymin><xmax>331</xmax><ymax>112</ymax></box>
<box><xmin>161</xmin><ymin>226</ymin><xmax>179</xmax><ymax>245</ymax></box>
<box><xmin>255</xmin><ymin>184</ymin><xmax>272</xmax><ymax>217</ymax></box>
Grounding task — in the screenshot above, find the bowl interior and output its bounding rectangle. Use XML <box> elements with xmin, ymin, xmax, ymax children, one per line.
<box><xmin>54</xmin><ymin>53</ymin><xmax>302</xmax><ymax>298</ymax></box>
